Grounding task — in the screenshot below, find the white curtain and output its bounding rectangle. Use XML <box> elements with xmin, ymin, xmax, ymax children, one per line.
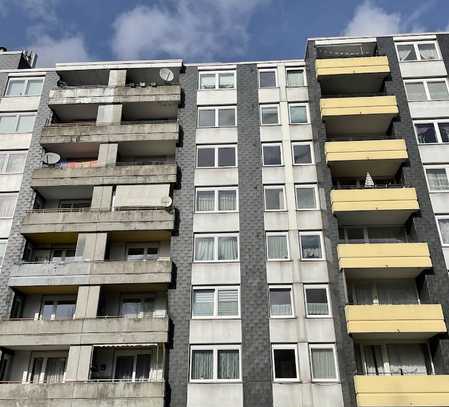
<box><xmin>0</xmin><ymin>196</ymin><xmax>16</xmax><ymax>218</ymax></box>
<box><xmin>218</xmin><ymin>190</ymin><xmax>236</xmax><ymax>211</ymax></box>
<box><xmin>428</xmin><ymin>81</ymin><xmax>449</xmax><ymax>100</ymax></box>
<box><xmin>219</xmin><ymin>73</ymin><xmax>235</xmax><ymax>89</ymax></box>
<box><xmin>387</xmin><ymin>344</ymin><xmax>428</xmax><ymax>375</ymax></box>
<box><xmin>363</xmin><ymin>346</ymin><xmax>385</xmax><ymax>376</ymax></box>
<box><xmin>406</xmin><ymin>83</ymin><xmax>427</xmax><ymax>101</ymax></box>
<box><xmin>290</xmin><ymin>106</ymin><xmax>307</xmax><ymax>123</ymax></box>
<box><xmin>135</xmin><ymin>354</ymin><xmax>151</xmax><ymax>381</ymax></box>
<box><xmin>265</xmin><ymin>188</ymin><xmax>283</xmax><ymax>210</ymax></box>
<box><xmin>306</xmin><ymin>288</ymin><xmax>329</xmax><ymax>315</ymax></box>
<box><xmin>301</xmin><ymin>235</ymin><xmax>322</xmax><ymax>259</ymax></box>
<box><xmin>200</xmin><ymin>74</ymin><xmax>215</xmax><ymax>89</ymax></box>
<box><xmin>377</xmin><ymin>280</ymin><xmax>418</xmax><ymax>304</ymax></box>
<box><xmin>438</xmin><ymin>219</ymin><xmax>449</xmax><ymax>244</ymax></box>
<box><xmin>0</xmin><ymin>116</ymin><xmax>17</xmax><ymax>133</ymax></box>
<box><xmin>311</xmin><ymin>348</ymin><xmax>336</xmax><ymax>379</ymax></box>
<box><xmin>419</xmin><ymin>44</ymin><xmax>438</xmax><ymax>60</ymax></box>
<box><xmin>6</xmin><ymin>154</ymin><xmax>26</xmax><ymax>173</ymax></box>
<box><xmin>217</xmin><ymin>289</ymin><xmax>238</xmax><ymax>316</ymax></box>
<box><xmin>196</xmin><ymin>191</ymin><xmax>215</xmax><ymax>211</ymax></box>
<box><xmin>267</xmin><ymin>235</ymin><xmax>288</xmax><ymax>259</ymax></box>
<box><xmin>195</xmin><ymin>237</ymin><xmax>214</xmax><ymax>261</ymax></box>
<box><xmin>193</xmin><ymin>290</ymin><xmax>214</xmax><ymax>316</ymax></box>
<box><xmin>297</xmin><ymin>188</ymin><xmax>316</xmax><ymax>209</ymax></box>
<box><xmin>287</xmin><ymin>70</ymin><xmax>304</xmax><ymax>87</ymax></box>
<box><xmin>17</xmin><ymin>115</ymin><xmax>35</xmax><ymax>133</ymax></box>
<box><xmin>45</xmin><ymin>358</ymin><xmax>66</xmax><ymax>384</ymax></box>
<box><xmin>191</xmin><ymin>350</ymin><xmax>213</xmax><ymax>380</ymax></box>
<box><xmin>270</xmin><ymin>289</ymin><xmax>292</xmax><ymax>316</ymax></box>
<box><xmin>218</xmin><ymin>237</ymin><xmax>238</xmax><ymax>260</ymax></box>
<box><xmin>438</xmin><ymin>123</ymin><xmax>449</xmax><ymax>142</ymax></box>
<box><xmin>397</xmin><ymin>44</ymin><xmax>416</xmax><ymax>61</ymax></box>
<box><xmin>218</xmin><ymin>350</ymin><xmax>239</xmax><ymax>379</ymax></box>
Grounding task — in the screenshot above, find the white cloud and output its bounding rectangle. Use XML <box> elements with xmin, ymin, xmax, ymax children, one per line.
<box><xmin>112</xmin><ymin>0</ymin><xmax>269</xmax><ymax>60</ymax></box>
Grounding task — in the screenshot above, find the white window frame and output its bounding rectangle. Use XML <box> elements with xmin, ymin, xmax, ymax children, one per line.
<box><xmin>269</xmin><ymin>285</ymin><xmax>295</xmax><ymax>318</ymax></box>
<box><xmin>262</xmin><ymin>142</ymin><xmax>284</xmax><ymax>166</ymax></box>
<box><xmin>0</xmin><ymin>193</ymin><xmax>17</xmax><ymax>219</ymax></box>
<box><xmin>436</xmin><ymin>215</ymin><xmax>449</xmax><ymax>247</ymax></box>
<box><xmin>259</xmin><ymin>104</ymin><xmax>280</xmax><ymax>125</ymax></box>
<box><xmin>198</xmin><ymin>71</ymin><xmax>236</xmax><ymax>90</ymax></box>
<box><xmin>197</xmin><ymin>106</ymin><xmax>237</xmax><ymax>128</ymax></box>
<box><xmin>309</xmin><ymin>344</ymin><xmax>339</xmax><ymax>382</ymax></box>
<box><xmin>404</xmin><ymin>78</ymin><xmax>449</xmax><ymax>101</ymax></box>
<box><xmin>258</xmin><ymin>68</ymin><xmax>278</xmax><ymax>88</ymax></box>
<box><xmin>424</xmin><ymin>165</ymin><xmax>449</xmax><ymax>193</ymax></box>
<box><xmin>196</xmin><ymin>144</ymin><xmax>238</xmax><ymax>168</ymax></box>
<box><xmin>195</xmin><ymin>186</ymin><xmax>239</xmax><ymax>213</ymax></box>
<box><xmin>193</xmin><ymin>233</ymin><xmax>240</xmax><ymax>263</ymax></box>
<box><xmin>272</xmin><ymin>344</ymin><xmax>300</xmax><ymax>382</ymax></box>
<box><xmin>26</xmin><ymin>351</ymin><xmax>67</xmax><ymax>384</ymax></box>
<box><xmin>191</xmin><ymin>286</ymin><xmax>240</xmax><ymax>319</ymax></box>
<box><xmin>395</xmin><ymin>41</ymin><xmax>442</xmax><ymax>62</ymax></box>
<box><xmin>5</xmin><ymin>77</ymin><xmax>44</xmax><ymax>97</ymax></box>
<box><xmin>266</xmin><ymin>232</ymin><xmax>290</xmax><ymax>261</ymax></box>
<box><xmin>285</xmin><ymin>66</ymin><xmax>307</xmax><ymax>87</ymax></box>
<box><xmin>292</xmin><ymin>141</ymin><xmax>314</xmax><ymax>165</ymax></box>
<box><xmin>304</xmin><ymin>284</ymin><xmax>331</xmax><ymax>318</ymax></box>
<box><xmin>295</xmin><ymin>184</ymin><xmax>319</xmax><ymax>210</ymax></box>
<box><xmin>288</xmin><ymin>103</ymin><xmax>310</xmax><ymax>124</ymax></box>
<box><xmin>414</xmin><ymin>119</ymin><xmax>449</xmax><ymax>144</ymax></box>
<box><xmin>0</xmin><ymin>112</ymin><xmax>36</xmax><ymax>134</ymax></box>
<box><xmin>264</xmin><ymin>185</ymin><xmax>286</xmax><ymax>211</ymax></box>
<box><xmin>190</xmin><ymin>344</ymin><xmax>242</xmax><ymax>383</ymax></box>
<box><xmin>299</xmin><ymin>231</ymin><xmax>325</xmax><ymax>261</ymax></box>
<box><xmin>0</xmin><ymin>151</ymin><xmax>27</xmax><ymax>174</ymax></box>
<box><xmin>112</xmin><ymin>349</ymin><xmax>154</xmax><ymax>382</ymax></box>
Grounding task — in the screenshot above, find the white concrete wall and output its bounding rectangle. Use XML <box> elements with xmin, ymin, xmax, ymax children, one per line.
<box><xmin>187</xmin><ymin>383</ymin><xmax>243</xmax><ymax>407</ymax></box>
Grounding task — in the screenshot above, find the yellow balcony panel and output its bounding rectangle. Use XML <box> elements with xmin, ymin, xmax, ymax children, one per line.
<box><xmin>338</xmin><ymin>243</ymin><xmax>432</xmax><ymax>278</ymax></box>
<box><xmin>331</xmin><ymin>188</ymin><xmax>419</xmax><ymax>225</ymax></box>
<box><xmin>355</xmin><ymin>375</ymin><xmax>449</xmax><ymax>407</ymax></box>
<box><xmin>320</xmin><ymin>96</ymin><xmax>398</xmax><ymax>136</ymax></box>
<box><xmin>346</xmin><ymin>304</ymin><xmax>446</xmax><ymax>340</ymax></box>
<box><xmin>325</xmin><ymin>139</ymin><xmax>408</xmax><ymax>178</ymax></box>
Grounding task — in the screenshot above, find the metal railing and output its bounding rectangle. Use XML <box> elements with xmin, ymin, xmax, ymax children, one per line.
<box><xmin>18</xmin><ymin>256</ymin><xmax>170</xmax><ymax>266</ymax></box>
<box><xmin>333</xmin><ymin>183</ymin><xmax>408</xmax><ymax>190</ymax></box>
<box><xmin>44</xmin><ymin>118</ymin><xmax>178</xmax><ymax>128</ymax></box>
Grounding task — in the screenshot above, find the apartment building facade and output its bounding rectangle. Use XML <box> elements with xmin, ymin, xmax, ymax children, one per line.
<box><xmin>0</xmin><ymin>32</ymin><xmax>447</xmax><ymax>407</ymax></box>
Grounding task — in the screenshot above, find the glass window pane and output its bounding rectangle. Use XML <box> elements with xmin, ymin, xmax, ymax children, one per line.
<box><xmin>198</xmin><ymin>109</ymin><xmax>215</xmax><ymax>127</ymax></box>
<box><xmin>218</xmin><ymin>289</ymin><xmax>238</xmax><ymax>316</ymax></box>
<box><xmin>218</xmin><ymin>190</ymin><xmax>236</xmax><ymax>211</ymax></box>
<box><xmin>287</xmin><ymin>69</ymin><xmax>304</xmax><ymax>87</ymax></box>
<box><xmin>426</xmin><ymin>168</ymin><xmax>449</xmax><ymax>190</ymax></box>
<box><xmin>0</xmin><ymin>116</ymin><xmax>17</xmax><ymax>133</ymax></box>
<box><xmin>115</xmin><ymin>356</ymin><xmax>134</xmax><ymax>380</ymax></box>
<box><xmin>200</xmin><ymin>74</ymin><xmax>216</xmax><ymax>89</ymax></box>
<box><xmin>44</xmin><ymin>357</ymin><xmax>66</xmax><ymax>384</ymax></box>
<box><xmin>6</xmin><ymin>154</ymin><xmax>26</xmax><ymax>173</ymax></box>
<box><xmin>418</xmin><ymin>43</ymin><xmax>438</xmax><ymax>60</ymax></box>
<box><xmin>428</xmin><ymin>81</ymin><xmax>449</xmax><ymax>100</ymax></box>
<box><xmin>415</xmin><ymin>123</ymin><xmax>437</xmax><ymax>143</ymax></box>
<box><xmin>218</xmin><ymin>350</ymin><xmax>239</xmax><ymax>379</ymax></box>
<box><xmin>293</xmin><ymin>144</ymin><xmax>312</xmax><ymax>164</ymax></box>
<box><xmin>218</xmin><ymin>108</ymin><xmax>235</xmax><ymax>127</ymax></box>
<box><xmin>296</xmin><ymin>187</ymin><xmax>316</xmax><ymax>209</ymax></box>
<box><xmin>218</xmin><ymin>236</ymin><xmax>238</xmax><ymax>260</ymax></box>
<box><xmin>135</xmin><ymin>354</ymin><xmax>151</xmax><ymax>381</ymax></box>
<box><xmin>26</xmin><ymin>79</ymin><xmax>44</xmax><ymax>96</ymax></box>
<box><xmin>267</xmin><ymin>235</ymin><xmax>289</xmax><ymax>260</ymax></box>
<box><xmin>261</xmin><ymin>106</ymin><xmax>279</xmax><ymax>125</ymax></box>
<box><xmin>192</xmin><ymin>290</ymin><xmax>214</xmax><ymax>316</ymax></box>
<box><xmin>195</xmin><ymin>237</ymin><xmax>215</xmax><ymax>261</ymax></box>
<box><xmin>397</xmin><ymin>44</ymin><xmax>417</xmax><ymax>61</ymax></box>
<box><xmin>300</xmin><ymin>234</ymin><xmax>323</xmax><ymax>259</ymax></box>
<box><xmin>127</xmin><ymin>247</ymin><xmax>145</xmax><ymax>260</ymax></box>
<box><xmin>263</xmin><ymin>145</ymin><xmax>282</xmax><ymax>166</ymax></box>
<box><xmin>405</xmin><ymin>82</ymin><xmax>427</xmax><ymax>101</ymax></box>
<box><xmin>191</xmin><ymin>350</ymin><xmax>213</xmax><ymax>380</ymax></box>
<box><xmin>0</xmin><ymin>196</ymin><xmax>16</xmax><ymax>217</ymax></box>
<box><xmin>270</xmin><ymin>288</ymin><xmax>292</xmax><ymax>316</ymax></box>
<box><xmin>41</xmin><ymin>302</ymin><xmax>54</xmax><ymax>320</ymax></box>
<box><xmin>55</xmin><ymin>301</ymin><xmax>75</xmax><ymax>320</ymax></box>
<box><xmin>438</xmin><ymin>123</ymin><xmax>449</xmax><ymax>143</ymax></box>
<box><xmin>6</xmin><ymin>80</ymin><xmax>25</xmax><ymax>96</ymax></box>
<box><xmin>439</xmin><ymin>219</ymin><xmax>449</xmax><ymax>244</ymax></box>
<box><xmin>259</xmin><ymin>70</ymin><xmax>276</xmax><ymax>88</ymax></box>
<box><xmin>17</xmin><ymin>115</ymin><xmax>35</xmax><ymax>132</ymax></box>
<box><xmin>346</xmin><ymin>228</ymin><xmax>365</xmax><ymax>242</ymax></box>
<box><xmin>30</xmin><ymin>358</ymin><xmax>44</xmax><ymax>383</ymax></box>
<box><xmin>196</xmin><ymin>190</ymin><xmax>215</xmax><ymax>211</ymax></box>
<box><xmin>121</xmin><ymin>299</ymin><xmax>141</xmax><ymax>317</ymax></box>
<box><xmin>217</xmin><ymin>147</ymin><xmax>236</xmax><ymax>167</ymax></box>
<box><xmin>273</xmin><ymin>349</ymin><xmax>297</xmax><ymax>379</ymax></box>
<box><xmin>306</xmin><ymin>288</ymin><xmax>329</xmax><ymax>316</ymax></box>
<box><xmin>265</xmin><ymin>188</ymin><xmax>284</xmax><ymax>210</ymax></box>
<box><xmin>290</xmin><ymin>105</ymin><xmax>307</xmax><ymax>124</ymax></box>
<box><xmin>219</xmin><ymin>73</ymin><xmax>235</xmax><ymax>89</ymax></box>
<box><xmin>197</xmin><ymin>148</ymin><xmax>215</xmax><ymax>167</ymax></box>
<box><xmin>311</xmin><ymin>348</ymin><xmax>336</xmax><ymax>379</ymax></box>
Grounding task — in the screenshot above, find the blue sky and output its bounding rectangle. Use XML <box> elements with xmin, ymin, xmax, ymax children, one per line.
<box><xmin>1</xmin><ymin>0</ymin><xmax>449</xmax><ymax>67</ymax></box>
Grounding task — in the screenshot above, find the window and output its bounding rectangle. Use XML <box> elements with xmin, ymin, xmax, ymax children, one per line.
<box><xmin>339</xmin><ymin>226</ymin><xmax>409</xmax><ymax>244</ymax></box>
<box><xmin>264</xmin><ymin>186</ymin><xmax>286</xmax><ymax>211</ymax></box>
<box><xmin>114</xmin><ymin>350</ymin><xmax>153</xmax><ymax>382</ymax></box>
<box><xmin>195</xmin><ymin>187</ymin><xmax>238</xmax><ymax>212</ymax></box>
<box><xmin>29</xmin><ymin>353</ymin><xmax>67</xmax><ymax>384</ymax></box>
<box><xmin>295</xmin><ymin>185</ymin><xmax>318</xmax><ymax>210</ymax></box>
<box><xmin>0</xmin><ymin>194</ymin><xmax>16</xmax><ymax>218</ymax></box>
<box><xmin>292</xmin><ymin>142</ymin><xmax>313</xmax><ymax>165</ymax></box>
<box><xmin>289</xmin><ymin>103</ymin><xmax>309</xmax><ymax>124</ymax></box>
<box><xmin>266</xmin><ymin>232</ymin><xmax>290</xmax><ymax>260</ymax></box>
<box><xmin>0</xmin><ymin>240</ymin><xmax>6</xmax><ymax>266</ymax></box>
<box><xmin>126</xmin><ymin>244</ymin><xmax>159</xmax><ymax>260</ymax></box>
<box><xmin>0</xmin><ymin>113</ymin><xmax>36</xmax><ymax>133</ymax></box>
<box><xmin>269</xmin><ymin>286</ymin><xmax>294</xmax><ymax>317</ymax></box>
<box><xmin>272</xmin><ymin>344</ymin><xmax>299</xmax><ymax>381</ymax></box>
<box><xmin>194</xmin><ymin>233</ymin><xmax>239</xmax><ymax>262</ymax></box>
<box><xmin>309</xmin><ymin>345</ymin><xmax>338</xmax><ymax>382</ymax></box>
<box><xmin>259</xmin><ymin>69</ymin><xmax>277</xmax><ymax>88</ymax></box>
<box><xmin>260</xmin><ymin>104</ymin><xmax>280</xmax><ymax>125</ymax></box>
<box><xmin>6</xmin><ymin>77</ymin><xmax>44</xmax><ymax>96</ymax></box>
<box><xmin>58</xmin><ymin>199</ymin><xmax>91</xmax><ymax>209</ymax></box>
<box><xmin>40</xmin><ymin>296</ymin><xmax>76</xmax><ymax>320</ymax></box>
<box><xmin>304</xmin><ymin>285</ymin><xmax>330</xmax><ymax>317</ymax></box>
<box><xmin>120</xmin><ymin>294</ymin><xmax>154</xmax><ymax>318</ymax></box>
<box><xmin>198</xmin><ymin>106</ymin><xmax>236</xmax><ymax>128</ymax></box>
<box><xmin>190</xmin><ymin>345</ymin><xmax>241</xmax><ymax>382</ymax></box>
<box><xmin>286</xmin><ymin>68</ymin><xmax>305</xmax><ymax>87</ymax></box>
<box><xmin>262</xmin><ymin>143</ymin><xmax>283</xmax><ymax>166</ymax></box>
<box><xmin>199</xmin><ymin>71</ymin><xmax>236</xmax><ymax>90</ymax></box>
<box><xmin>50</xmin><ymin>248</ymin><xmax>76</xmax><ymax>262</ymax></box>
<box><xmin>196</xmin><ymin>145</ymin><xmax>237</xmax><ymax>168</ymax></box>
<box><xmin>415</xmin><ymin>120</ymin><xmax>449</xmax><ymax>144</ymax></box>
<box><xmin>396</xmin><ymin>41</ymin><xmax>440</xmax><ymax>62</ymax></box>
<box><xmin>425</xmin><ymin>167</ymin><xmax>449</xmax><ymax>191</ymax></box>
<box><xmin>404</xmin><ymin>79</ymin><xmax>449</xmax><ymax>101</ymax></box>
<box><xmin>192</xmin><ymin>286</ymin><xmax>240</xmax><ymax>318</ymax></box>
<box><xmin>437</xmin><ymin>217</ymin><xmax>449</xmax><ymax>246</ymax></box>
<box><xmin>0</xmin><ymin>152</ymin><xmax>26</xmax><ymax>174</ymax></box>
<box><xmin>299</xmin><ymin>232</ymin><xmax>324</xmax><ymax>260</ymax></box>
<box><xmin>350</xmin><ymin>279</ymin><xmax>419</xmax><ymax>305</ymax></box>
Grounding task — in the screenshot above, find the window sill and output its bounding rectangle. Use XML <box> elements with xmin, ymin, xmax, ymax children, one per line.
<box><xmin>270</xmin><ymin>315</ymin><xmax>296</xmax><ymax>319</ymax></box>
<box><xmin>197</xmin><ymin>126</ymin><xmax>237</xmax><ymax>129</ymax></box>
<box><xmin>190</xmin><ymin>380</ymin><xmax>242</xmax><ymax>384</ymax></box>
<box><xmin>264</xmin><ymin>209</ymin><xmax>288</xmax><ymax>213</ymax></box>
<box><xmin>260</xmin><ymin>123</ymin><xmax>281</xmax><ymax>127</ymax></box>
<box><xmin>273</xmin><ymin>379</ymin><xmax>301</xmax><ymax>383</ymax></box>
<box><xmin>192</xmin><ymin>316</ymin><xmax>241</xmax><ymax>320</ymax></box>
<box><xmin>193</xmin><ymin>260</ymin><xmax>240</xmax><ymax>264</ymax></box>
<box><xmin>296</xmin><ymin>208</ymin><xmax>320</xmax><ymax>211</ymax></box>
<box><xmin>289</xmin><ymin>122</ymin><xmax>310</xmax><ymax>126</ymax></box>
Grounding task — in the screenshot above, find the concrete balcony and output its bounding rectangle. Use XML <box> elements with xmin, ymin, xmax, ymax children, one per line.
<box><xmin>21</xmin><ymin>209</ymin><xmax>174</xmax><ymax>235</ymax></box>
<box><xmin>337</xmin><ymin>243</ymin><xmax>432</xmax><ymax>278</ymax></box>
<box><xmin>0</xmin><ymin>317</ymin><xmax>168</xmax><ymax>347</ymax></box>
<box><xmin>320</xmin><ymin>96</ymin><xmax>398</xmax><ymax>136</ymax></box>
<box><xmin>354</xmin><ymin>375</ymin><xmax>449</xmax><ymax>407</ymax></box>
<box><xmin>0</xmin><ymin>381</ymin><xmax>164</xmax><ymax>406</ymax></box>
<box><xmin>325</xmin><ymin>139</ymin><xmax>408</xmax><ymax>178</ymax></box>
<box><xmin>31</xmin><ymin>163</ymin><xmax>177</xmax><ymax>188</ymax></box>
<box><xmin>9</xmin><ymin>259</ymin><xmax>172</xmax><ymax>288</ymax></box>
<box><xmin>331</xmin><ymin>187</ymin><xmax>419</xmax><ymax>225</ymax></box>
<box><xmin>345</xmin><ymin>304</ymin><xmax>446</xmax><ymax>340</ymax></box>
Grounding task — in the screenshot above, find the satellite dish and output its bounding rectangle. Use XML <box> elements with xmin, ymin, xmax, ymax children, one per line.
<box><xmin>161</xmin><ymin>196</ymin><xmax>173</xmax><ymax>207</ymax></box>
<box><xmin>43</xmin><ymin>152</ymin><xmax>61</xmax><ymax>165</ymax></box>
<box><xmin>159</xmin><ymin>68</ymin><xmax>174</xmax><ymax>83</ymax></box>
